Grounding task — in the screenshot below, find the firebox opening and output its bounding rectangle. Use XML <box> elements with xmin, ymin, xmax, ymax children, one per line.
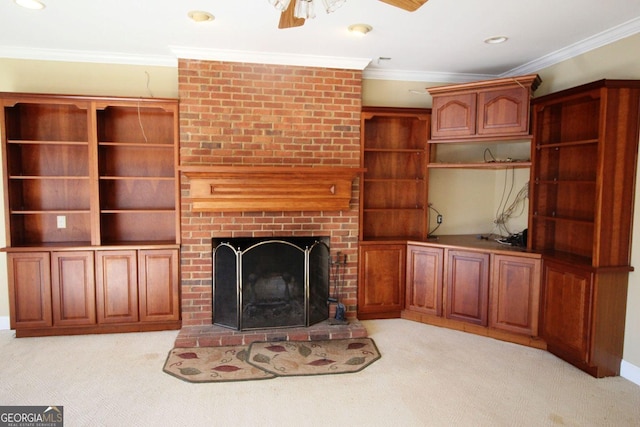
<box><xmin>212</xmin><ymin>236</ymin><xmax>330</xmax><ymax>331</ymax></box>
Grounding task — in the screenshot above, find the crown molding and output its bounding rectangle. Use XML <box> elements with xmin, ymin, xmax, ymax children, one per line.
<box><xmin>0</xmin><ymin>46</ymin><xmax>177</xmax><ymax>67</ymax></box>
<box><xmin>502</xmin><ymin>16</ymin><xmax>640</xmax><ymax>77</ymax></box>
<box><xmin>170</xmin><ymin>46</ymin><xmax>372</xmax><ymax>70</ymax></box>
<box><xmin>362</xmin><ymin>68</ymin><xmax>498</xmax><ymax>83</ymax></box>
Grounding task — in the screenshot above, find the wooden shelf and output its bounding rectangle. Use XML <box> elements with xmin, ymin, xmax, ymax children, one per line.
<box><xmin>427</xmin><ymin>161</ymin><xmax>531</xmax><ymax>169</ymax></box>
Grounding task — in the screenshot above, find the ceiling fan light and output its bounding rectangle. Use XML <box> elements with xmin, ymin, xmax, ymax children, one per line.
<box><xmin>269</xmin><ymin>0</ymin><xmax>292</xmax><ymax>12</ymax></box>
<box><xmin>322</xmin><ymin>0</ymin><xmax>347</xmax><ymax>13</ymax></box>
<box><xmin>294</xmin><ymin>0</ymin><xmax>316</xmax><ymax>19</ymax></box>
<box><xmin>14</xmin><ymin>0</ymin><xmax>45</xmax><ymax>10</ymax></box>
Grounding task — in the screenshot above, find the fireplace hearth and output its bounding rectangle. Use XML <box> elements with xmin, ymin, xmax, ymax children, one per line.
<box><xmin>212</xmin><ymin>236</ymin><xmax>330</xmax><ymax>331</ymax></box>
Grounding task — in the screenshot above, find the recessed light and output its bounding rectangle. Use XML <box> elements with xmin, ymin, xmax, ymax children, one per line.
<box><xmin>14</xmin><ymin>0</ymin><xmax>45</xmax><ymax>10</ymax></box>
<box><xmin>484</xmin><ymin>36</ymin><xmax>508</xmax><ymax>44</ymax></box>
<box><xmin>188</xmin><ymin>10</ymin><xmax>215</xmax><ymax>23</ymax></box>
<box><xmin>348</xmin><ymin>24</ymin><xmax>373</xmax><ymax>36</ymax></box>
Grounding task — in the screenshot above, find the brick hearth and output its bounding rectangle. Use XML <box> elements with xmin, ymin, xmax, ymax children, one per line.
<box><xmin>174</xmin><ymin>320</ymin><xmax>368</xmax><ymax>348</ymax></box>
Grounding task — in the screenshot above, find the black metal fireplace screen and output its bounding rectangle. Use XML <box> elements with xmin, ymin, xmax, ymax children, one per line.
<box><xmin>212</xmin><ymin>236</ymin><xmax>330</xmax><ymax>331</ymax></box>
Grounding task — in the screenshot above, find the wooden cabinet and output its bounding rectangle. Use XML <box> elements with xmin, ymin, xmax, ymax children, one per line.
<box><xmin>359</xmin><ymin>108</ymin><xmax>430</xmax><ymax>240</ymax></box>
<box><xmin>6</xmin><ymin>247</ymin><xmax>180</xmax><ymax>336</ymax></box>
<box><xmin>541</xmin><ymin>260</ymin><xmax>630</xmax><ymax>378</ymax></box>
<box><xmin>7</xmin><ymin>252</ymin><xmax>52</xmax><ymax>329</ymax></box>
<box><xmin>428</xmin><ymin>74</ymin><xmax>540</xmax><ymax>141</ymax></box>
<box><xmin>51</xmin><ymin>251</ymin><xmax>96</xmax><ymax>326</ymax></box>
<box><xmin>444</xmin><ymin>249</ymin><xmax>489</xmax><ymax>326</ymax></box>
<box><xmin>1</xmin><ymin>92</ymin><xmax>181</xmax><ymax>337</ymax></box>
<box><xmin>531</xmin><ymin>80</ymin><xmax>640</xmax><ymax>377</ymax></box>
<box><xmin>357</xmin><ymin>242</ymin><xmax>406</xmax><ymax>319</ymax></box>
<box><xmin>406</xmin><ymin>244</ymin><xmax>443</xmax><ymax>316</ymax></box>
<box><xmin>490</xmin><ymin>254</ymin><xmax>541</xmax><ymax>336</ymax></box>
<box><xmin>138</xmin><ymin>249</ymin><xmax>180</xmax><ymax>322</ymax></box>
<box><xmin>96</xmin><ymin>250</ymin><xmax>138</xmax><ymax>324</ymax></box>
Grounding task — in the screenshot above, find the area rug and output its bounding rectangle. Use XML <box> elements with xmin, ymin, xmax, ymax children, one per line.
<box><xmin>163</xmin><ymin>338</ymin><xmax>380</xmax><ymax>383</ymax></box>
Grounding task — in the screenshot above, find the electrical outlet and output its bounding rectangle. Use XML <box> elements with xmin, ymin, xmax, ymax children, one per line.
<box><xmin>56</xmin><ymin>215</ymin><xmax>66</xmax><ymax>229</ymax></box>
<box><xmin>436</xmin><ymin>214</ymin><xmax>443</xmax><ymax>224</ymax></box>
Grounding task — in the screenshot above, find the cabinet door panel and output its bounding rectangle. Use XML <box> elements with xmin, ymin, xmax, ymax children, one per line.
<box><xmin>138</xmin><ymin>249</ymin><xmax>179</xmax><ymax>321</ymax></box>
<box><xmin>490</xmin><ymin>255</ymin><xmax>541</xmax><ymax>336</ymax></box>
<box><xmin>96</xmin><ymin>250</ymin><xmax>138</xmax><ymax>324</ymax></box>
<box><xmin>51</xmin><ymin>251</ymin><xmax>96</xmax><ymax>326</ymax></box>
<box><xmin>358</xmin><ymin>244</ymin><xmax>405</xmax><ymax>317</ymax></box>
<box><xmin>445</xmin><ymin>249</ymin><xmax>489</xmax><ymax>326</ymax></box>
<box><xmin>542</xmin><ymin>262</ymin><xmax>592</xmax><ymax>362</ymax></box>
<box><xmin>431</xmin><ymin>93</ymin><xmax>477</xmax><ymax>139</ymax></box>
<box><xmin>8</xmin><ymin>252</ymin><xmax>52</xmax><ymax>328</ymax></box>
<box><xmin>406</xmin><ymin>245</ymin><xmax>443</xmax><ymax>316</ymax></box>
<box><xmin>477</xmin><ymin>87</ymin><xmax>529</xmax><ymax>136</ymax></box>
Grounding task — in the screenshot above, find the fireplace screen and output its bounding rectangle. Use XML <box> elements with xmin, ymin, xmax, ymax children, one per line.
<box><xmin>212</xmin><ymin>236</ymin><xmax>330</xmax><ymax>330</ymax></box>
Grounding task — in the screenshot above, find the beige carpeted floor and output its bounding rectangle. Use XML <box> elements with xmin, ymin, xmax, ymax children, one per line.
<box><xmin>1</xmin><ymin>319</ymin><xmax>639</xmax><ymax>426</ymax></box>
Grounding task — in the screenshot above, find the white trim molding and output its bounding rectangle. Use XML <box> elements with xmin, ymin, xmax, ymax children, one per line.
<box><xmin>0</xmin><ymin>316</ymin><xmax>10</xmax><ymax>331</ymax></box>
<box><xmin>0</xmin><ymin>46</ymin><xmax>177</xmax><ymax>67</ymax></box>
<box><xmin>170</xmin><ymin>46</ymin><xmax>371</xmax><ymax>70</ymax></box>
<box><xmin>503</xmin><ymin>16</ymin><xmax>640</xmax><ymax>77</ymax></box>
<box><xmin>621</xmin><ymin>360</ymin><xmax>640</xmax><ymax>387</ymax></box>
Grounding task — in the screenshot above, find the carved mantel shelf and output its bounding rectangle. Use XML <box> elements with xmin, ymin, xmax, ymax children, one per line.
<box><xmin>180</xmin><ymin>166</ymin><xmax>364</xmax><ymax>212</ymax></box>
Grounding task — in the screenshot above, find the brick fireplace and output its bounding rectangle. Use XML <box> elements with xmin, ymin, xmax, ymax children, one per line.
<box><xmin>177</xmin><ymin>59</ymin><xmax>363</xmax><ymax>338</ymax></box>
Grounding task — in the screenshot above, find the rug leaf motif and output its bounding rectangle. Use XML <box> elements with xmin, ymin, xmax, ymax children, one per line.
<box><xmin>178</xmin><ymin>367</ymin><xmax>202</xmax><ymax>376</ymax></box>
<box><xmin>177</xmin><ymin>352</ymin><xmax>199</xmax><ymax>359</ymax></box>
<box><xmin>265</xmin><ymin>345</ymin><xmax>287</xmax><ymax>353</ymax></box>
<box><xmin>253</xmin><ymin>353</ymin><xmax>271</xmax><ymax>364</ymax></box>
<box><xmin>307</xmin><ymin>358</ymin><xmax>335</xmax><ymax>366</ymax></box>
<box><xmin>213</xmin><ymin>365</ymin><xmax>242</xmax><ymax>373</ymax></box>
<box><xmin>344</xmin><ymin>356</ymin><xmax>366</xmax><ymax>366</ymax></box>
<box><xmin>347</xmin><ymin>342</ymin><xmax>367</xmax><ymax>350</ymax></box>
<box><xmin>298</xmin><ymin>344</ymin><xmax>312</xmax><ymax>358</ymax></box>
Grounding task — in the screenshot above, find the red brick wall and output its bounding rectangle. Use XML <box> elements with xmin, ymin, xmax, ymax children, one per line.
<box><xmin>178</xmin><ymin>59</ymin><xmax>362</xmax><ymax>326</ymax></box>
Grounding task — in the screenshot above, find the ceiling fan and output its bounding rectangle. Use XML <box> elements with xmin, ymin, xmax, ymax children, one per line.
<box><xmin>271</xmin><ymin>0</ymin><xmax>428</xmax><ymax>29</ymax></box>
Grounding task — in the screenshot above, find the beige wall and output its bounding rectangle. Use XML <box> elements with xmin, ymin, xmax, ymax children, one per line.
<box><xmin>1</xmin><ymin>31</ymin><xmax>640</xmax><ymax>369</ymax></box>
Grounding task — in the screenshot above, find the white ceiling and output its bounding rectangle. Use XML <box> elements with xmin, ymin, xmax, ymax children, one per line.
<box><xmin>2</xmin><ymin>0</ymin><xmax>640</xmax><ymax>83</ymax></box>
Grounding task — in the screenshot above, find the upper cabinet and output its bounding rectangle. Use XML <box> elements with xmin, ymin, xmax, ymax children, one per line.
<box><xmin>428</xmin><ymin>74</ymin><xmax>541</xmax><ymax>142</ymax></box>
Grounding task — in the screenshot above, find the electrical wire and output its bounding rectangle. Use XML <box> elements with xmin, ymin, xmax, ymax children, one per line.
<box><xmin>428</xmin><ymin>203</ymin><xmax>441</xmax><ymax>236</ymax></box>
<box><xmin>493</xmin><ymin>167</ymin><xmax>528</xmax><ymax>237</ymax></box>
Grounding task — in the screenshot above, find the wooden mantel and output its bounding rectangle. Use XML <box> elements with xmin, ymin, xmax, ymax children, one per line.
<box><xmin>180</xmin><ymin>166</ymin><xmax>364</xmax><ymax>212</ymax></box>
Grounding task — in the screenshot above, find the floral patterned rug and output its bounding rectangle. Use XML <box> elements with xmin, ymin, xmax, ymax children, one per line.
<box><xmin>163</xmin><ymin>338</ymin><xmax>380</xmax><ymax>383</ymax></box>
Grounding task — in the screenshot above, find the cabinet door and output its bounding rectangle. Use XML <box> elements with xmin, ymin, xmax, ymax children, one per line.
<box><xmin>445</xmin><ymin>249</ymin><xmax>489</xmax><ymax>326</ymax></box>
<box><xmin>541</xmin><ymin>261</ymin><xmax>593</xmax><ymax>363</ymax></box>
<box><xmin>138</xmin><ymin>249</ymin><xmax>180</xmax><ymax>322</ymax></box>
<box><xmin>51</xmin><ymin>251</ymin><xmax>96</xmax><ymax>326</ymax></box>
<box><xmin>357</xmin><ymin>243</ymin><xmax>406</xmax><ymax>318</ymax></box>
<box><xmin>477</xmin><ymin>86</ymin><xmax>530</xmax><ymax>136</ymax></box>
<box><xmin>430</xmin><ymin>93</ymin><xmax>476</xmax><ymax>139</ymax></box>
<box><xmin>7</xmin><ymin>252</ymin><xmax>52</xmax><ymax>329</ymax></box>
<box><xmin>96</xmin><ymin>250</ymin><xmax>139</xmax><ymax>324</ymax></box>
<box><xmin>406</xmin><ymin>245</ymin><xmax>443</xmax><ymax>316</ymax></box>
<box><xmin>490</xmin><ymin>254</ymin><xmax>541</xmax><ymax>336</ymax></box>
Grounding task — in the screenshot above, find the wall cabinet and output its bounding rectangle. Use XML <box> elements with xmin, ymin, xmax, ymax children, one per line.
<box><xmin>357</xmin><ymin>242</ymin><xmax>406</xmax><ymax>319</ymax></box>
<box><xmin>530</xmin><ymin>80</ymin><xmax>640</xmax><ymax>377</ymax></box>
<box><xmin>428</xmin><ymin>74</ymin><xmax>540</xmax><ymax>141</ymax></box>
<box><xmin>444</xmin><ymin>249</ymin><xmax>490</xmax><ymax>326</ymax></box>
<box><xmin>1</xmin><ymin>92</ymin><xmax>181</xmax><ymax>337</ymax></box>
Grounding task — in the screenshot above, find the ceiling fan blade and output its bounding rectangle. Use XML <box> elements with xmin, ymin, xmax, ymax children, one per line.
<box><xmin>378</xmin><ymin>0</ymin><xmax>428</xmax><ymax>12</ymax></box>
<box><xmin>279</xmin><ymin>1</ymin><xmax>305</xmax><ymax>29</ymax></box>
